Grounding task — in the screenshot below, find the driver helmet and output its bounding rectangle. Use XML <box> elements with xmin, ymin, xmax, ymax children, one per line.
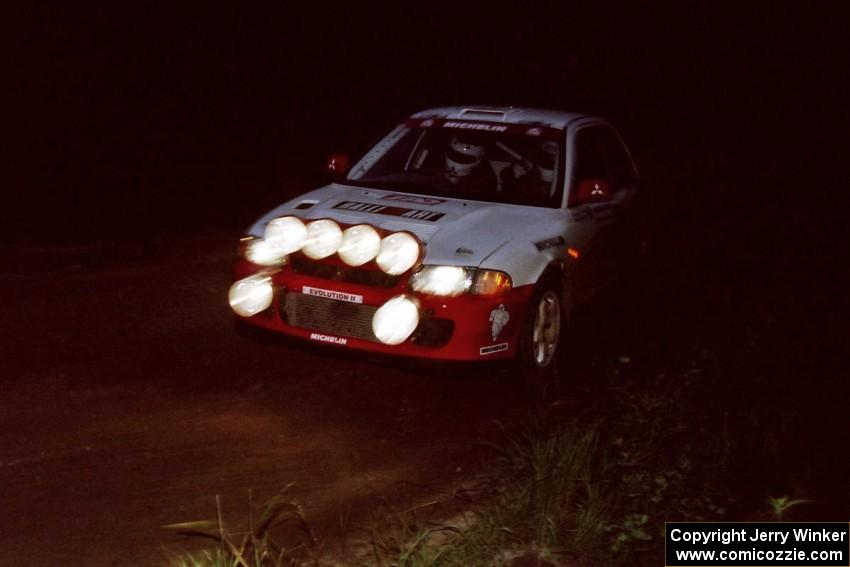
<box><xmin>444</xmin><ymin>136</ymin><xmax>485</xmax><ymax>184</ymax></box>
<box><xmin>535</xmin><ymin>141</ymin><xmax>558</xmax><ymax>184</ymax></box>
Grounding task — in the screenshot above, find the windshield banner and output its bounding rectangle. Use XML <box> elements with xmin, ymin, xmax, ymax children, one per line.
<box><xmin>405</xmin><ymin>118</ymin><xmax>562</xmax><ymax>140</ymax></box>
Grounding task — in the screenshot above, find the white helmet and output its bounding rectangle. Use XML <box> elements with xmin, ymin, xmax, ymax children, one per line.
<box><xmin>536</xmin><ymin>141</ymin><xmax>558</xmax><ymax>184</ymax></box>
<box><xmin>444</xmin><ymin>136</ymin><xmax>485</xmax><ymax>184</ymax></box>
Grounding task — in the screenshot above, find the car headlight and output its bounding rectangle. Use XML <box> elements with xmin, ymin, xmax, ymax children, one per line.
<box><xmin>409</xmin><ymin>265</ymin><xmax>470</xmax><ymax>296</ymax></box>
<box><xmin>338</xmin><ymin>224</ymin><xmax>381</xmax><ymax>266</ymax></box>
<box><xmin>372</xmin><ymin>295</ymin><xmax>419</xmax><ymax>345</ymax></box>
<box><xmin>228</xmin><ymin>274</ymin><xmax>273</xmax><ymax>317</ymax></box>
<box><xmin>469</xmin><ymin>269</ymin><xmax>513</xmax><ymax>295</ymax></box>
<box><xmin>302</xmin><ymin>219</ymin><xmax>344</xmax><ymax>259</ymax></box>
<box><xmin>410</xmin><ymin>266</ymin><xmax>512</xmax><ymax>296</ymax></box>
<box><xmin>376</xmin><ymin>232</ymin><xmax>420</xmax><ymax>275</ymax></box>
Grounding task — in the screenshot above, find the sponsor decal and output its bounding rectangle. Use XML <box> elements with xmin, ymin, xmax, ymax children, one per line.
<box><xmin>334</xmin><ymin>201</ymin><xmax>387</xmax><ymax>214</ymax></box>
<box><xmin>480</xmin><ymin>343</ymin><xmax>509</xmax><ymax>355</ymax></box>
<box><xmin>406</xmin><ymin>118</ymin><xmax>562</xmax><ymax>139</ymax></box>
<box><xmin>443</xmin><ymin>121</ymin><xmax>508</xmax><ymax>132</ymax></box>
<box><xmin>455</xmin><ymin>246</ymin><xmax>474</xmax><ymax>255</ymax></box>
<box><xmin>382</xmin><ymin>194</ymin><xmax>446</xmax><ymax>205</ymax></box>
<box><xmin>333</xmin><ymin>201</ymin><xmax>444</xmax><ymax>222</ymax></box>
<box><xmin>489</xmin><ymin>304</ymin><xmax>510</xmax><ymax>341</ymax></box>
<box><xmin>303</xmin><ymin>286</ymin><xmax>363</xmax><ymax>304</ymax></box>
<box><xmin>401</xmin><ymin>209</ymin><xmax>444</xmax><ymax>221</ymax></box>
<box><xmin>310</xmin><ymin>332</ymin><xmax>348</xmax><ymax>346</ymax></box>
<box><xmin>534</xmin><ymin>235</ymin><xmax>566</xmax><ymax>251</ymax></box>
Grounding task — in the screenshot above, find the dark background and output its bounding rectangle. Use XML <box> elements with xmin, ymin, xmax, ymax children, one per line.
<box><xmin>3</xmin><ymin>1</ymin><xmax>849</xmax><ymax>528</ymax></box>
<box><xmin>6</xmin><ymin>3</ymin><xmax>847</xmax><ymax>244</ymax></box>
<box><xmin>1</xmin><ymin>9</ymin><xmax>850</xmax><ymax>566</ymax></box>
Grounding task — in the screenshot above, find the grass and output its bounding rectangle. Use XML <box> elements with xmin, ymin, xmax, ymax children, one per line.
<box><xmin>767</xmin><ymin>496</ymin><xmax>811</xmax><ymax>522</ymax></box>
<box><xmin>166</xmin><ymin>358</ymin><xmax>816</xmax><ymax>566</ymax></box>
<box><xmin>165</xmin><ymin>485</ymin><xmax>319</xmax><ymax>567</ymax></box>
<box><xmin>346</xmin><ymin>363</ymin><xmax>747</xmax><ymax>566</ymax></box>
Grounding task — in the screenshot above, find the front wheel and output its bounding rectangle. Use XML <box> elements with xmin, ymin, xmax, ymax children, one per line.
<box><xmin>516</xmin><ymin>274</ymin><xmax>566</xmax><ymax>403</ymax></box>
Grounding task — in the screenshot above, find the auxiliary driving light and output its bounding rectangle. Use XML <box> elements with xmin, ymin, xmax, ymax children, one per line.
<box><xmin>245</xmin><ymin>238</ymin><xmax>287</xmax><ymax>266</ymax></box>
<box><xmin>302</xmin><ymin>219</ymin><xmax>343</xmax><ymax>259</ymax></box>
<box><xmin>338</xmin><ymin>224</ymin><xmax>381</xmax><ymax>266</ymax></box>
<box><xmin>376</xmin><ymin>232</ymin><xmax>420</xmax><ymax>275</ymax></box>
<box><xmin>372</xmin><ymin>295</ymin><xmax>419</xmax><ymax>345</ymax></box>
<box><xmin>264</xmin><ymin>216</ymin><xmax>308</xmax><ymax>256</ymax></box>
<box><xmin>228</xmin><ymin>275</ymin><xmax>273</xmax><ymax>317</ymax></box>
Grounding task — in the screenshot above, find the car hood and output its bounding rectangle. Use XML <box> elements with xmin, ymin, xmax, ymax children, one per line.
<box><xmin>250</xmin><ymin>183</ymin><xmax>563</xmax><ymax>267</ymax></box>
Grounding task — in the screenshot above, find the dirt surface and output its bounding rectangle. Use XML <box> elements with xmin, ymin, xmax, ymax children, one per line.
<box><xmin>1</xmin><ymin>191</ymin><xmax>846</xmax><ymax>565</ymax></box>
<box><xmin>0</xmin><ymin>236</ymin><xmax>531</xmax><ymax>566</ymax></box>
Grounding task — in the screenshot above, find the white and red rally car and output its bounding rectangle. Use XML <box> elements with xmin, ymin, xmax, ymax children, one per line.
<box><xmin>229</xmin><ymin>106</ymin><xmax>641</xmax><ymax>378</ymax></box>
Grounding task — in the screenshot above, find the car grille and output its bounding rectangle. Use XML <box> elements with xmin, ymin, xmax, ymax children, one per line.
<box><xmin>290</xmin><ymin>256</ymin><xmax>400</xmax><ymax>288</ymax></box>
<box><xmin>282</xmin><ymin>292</ymin><xmax>378</xmax><ymax>342</ymax></box>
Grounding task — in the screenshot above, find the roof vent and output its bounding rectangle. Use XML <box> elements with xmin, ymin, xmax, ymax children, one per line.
<box><xmin>294</xmin><ymin>200</ymin><xmax>317</xmax><ymax>210</ymax></box>
<box><xmin>458</xmin><ymin>108</ymin><xmax>508</xmax><ymax>121</ymax></box>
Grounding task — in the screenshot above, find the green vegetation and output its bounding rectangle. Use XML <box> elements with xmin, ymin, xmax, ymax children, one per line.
<box><xmin>165</xmin><ymin>485</ymin><xmax>318</xmax><ymax>567</ymax></box>
<box><xmin>354</xmin><ymin>368</ymin><xmax>733</xmax><ymax>566</ymax></box>
<box><xmin>767</xmin><ymin>496</ymin><xmax>811</xmax><ymax>522</ymax></box>
<box><xmin>167</xmin><ymin>359</ymin><xmax>814</xmax><ymax>566</ymax></box>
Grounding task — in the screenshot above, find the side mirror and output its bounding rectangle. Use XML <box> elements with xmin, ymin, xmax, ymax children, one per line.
<box><xmin>326</xmin><ymin>154</ymin><xmax>351</xmax><ymax>179</ymax></box>
<box><xmin>569</xmin><ymin>178</ymin><xmax>612</xmax><ymax>206</ymax></box>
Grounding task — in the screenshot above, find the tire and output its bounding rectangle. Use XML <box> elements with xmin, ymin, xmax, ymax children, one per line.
<box><xmin>516</xmin><ymin>272</ymin><xmax>566</xmax><ymax>404</ymax></box>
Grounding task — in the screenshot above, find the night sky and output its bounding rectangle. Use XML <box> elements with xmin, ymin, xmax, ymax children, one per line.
<box><xmin>7</xmin><ymin>3</ymin><xmax>846</xmax><ymax>244</ymax></box>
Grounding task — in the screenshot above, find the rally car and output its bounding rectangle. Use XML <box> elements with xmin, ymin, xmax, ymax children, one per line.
<box><xmin>229</xmin><ymin>106</ymin><xmax>641</xmax><ymax>380</ymax></box>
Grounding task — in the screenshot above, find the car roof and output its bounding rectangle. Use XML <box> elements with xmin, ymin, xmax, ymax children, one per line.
<box><xmin>410</xmin><ymin>105</ymin><xmax>597</xmax><ymax>130</ymax></box>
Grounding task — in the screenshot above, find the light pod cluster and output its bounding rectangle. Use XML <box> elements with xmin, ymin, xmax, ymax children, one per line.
<box><xmin>233</xmin><ymin>216</ymin><xmax>425</xmax><ymax>345</ymax></box>
<box><xmin>246</xmin><ymin>216</ymin><xmax>421</xmax><ymax>275</ymax></box>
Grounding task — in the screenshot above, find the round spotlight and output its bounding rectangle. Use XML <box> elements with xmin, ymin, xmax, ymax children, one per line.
<box><xmin>376</xmin><ymin>232</ymin><xmax>420</xmax><ymax>275</ymax></box>
<box><xmin>228</xmin><ymin>275</ymin><xmax>273</xmax><ymax>317</ymax></box>
<box><xmin>302</xmin><ymin>219</ymin><xmax>343</xmax><ymax>259</ymax></box>
<box><xmin>245</xmin><ymin>238</ymin><xmax>288</xmax><ymax>266</ymax></box>
<box><xmin>338</xmin><ymin>224</ymin><xmax>381</xmax><ymax>266</ymax></box>
<box><xmin>372</xmin><ymin>295</ymin><xmax>419</xmax><ymax>345</ymax></box>
<box><xmin>264</xmin><ymin>216</ymin><xmax>307</xmax><ymax>256</ymax></box>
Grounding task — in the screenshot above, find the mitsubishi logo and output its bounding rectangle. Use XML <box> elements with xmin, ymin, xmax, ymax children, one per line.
<box><xmin>590</xmin><ymin>183</ymin><xmax>604</xmax><ymax>196</ymax></box>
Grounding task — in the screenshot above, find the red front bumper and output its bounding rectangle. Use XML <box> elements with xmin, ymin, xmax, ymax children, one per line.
<box><xmin>233</xmin><ymin>259</ymin><xmax>534</xmax><ymax>362</ymax></box>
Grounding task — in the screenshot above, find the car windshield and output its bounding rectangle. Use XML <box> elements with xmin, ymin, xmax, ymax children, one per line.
<box><xmin>345</xmin><ymin>119</ymin><xmax>565</xmax><ymax>208</ymax></box>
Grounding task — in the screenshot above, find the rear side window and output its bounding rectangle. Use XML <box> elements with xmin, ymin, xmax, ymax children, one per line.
<box><xmin>598</xmin><ymin>128</ymin><xmax>637</xmax><ymax>190</ymax></box>
<box><xmin>572</xmin><ymin>127</ymin><xmax>608</xmax><ymax>183</ymax></box>
<box><xmin>573</xmin><ymin>126</ymin><xmax>637</xmax><ymax>193</ymax></box>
